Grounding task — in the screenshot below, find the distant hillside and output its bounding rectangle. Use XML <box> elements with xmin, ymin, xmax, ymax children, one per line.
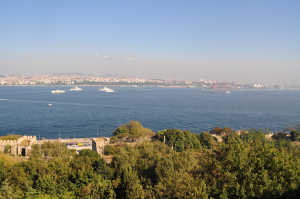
<box><xmin>52</xmin><ymin>73</ymin><xmax>129</xmax><ymax>78</ymax></box>
<box><xmin>99</xmin><ymin>74</ymin><xmax>129</xmax><ymax>78</ymax></box>
<box><xmin>52</xmin><ymin>72</ymin><xmax>87</xmax><ymax>76</ymax></box>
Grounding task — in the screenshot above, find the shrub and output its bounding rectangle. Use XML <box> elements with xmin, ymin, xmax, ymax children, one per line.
<box><xmin>4</xmin><ymin>145</ymin><xmax>11</xmax><ymax>154</ymax></box>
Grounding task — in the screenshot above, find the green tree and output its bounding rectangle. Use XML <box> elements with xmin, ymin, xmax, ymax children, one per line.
<box><xmin>104</xmin><ymin>145</ymin><xmax>117</xmax><ymax>155</ymax></box>
<box><xmin>30</xmin><ymin>144</ymin><xmax>42</xmax><ymax>159</ymax></box>
<box><xmin>112</xmin><ymin>121</ymin><xmax>155</xmax><ymax>142</ymax></box>
<box><xmin>41</xmin><ymin>141</ymin><xmax>71</xmax><ymax>160</ymax></box>
<box><xmin>272</xmin><ymin>132</ymin><xmax>289</xmax><ymax>140</ymax></box>
<box><xmin>0</xmin><ymin>179</ymin><xmax>23</xmax><ymax>198</ymax></box>
<box><xmin>290</xmin><ymin>130</ymin><xmax>300</xmax><ymax>141</ymax></box>
<box><xmin>0</xmin><ymin>161</ymin><xmax>8</xmax><ymax>185</ymax></box>
<box><xmin>156</xmin><ymin>129</ymin><xmax>200</xmax><ymax>152</ymax></box>
<box><xmin>242</xmin><ymin>129</ymin><xmax>265</xmax><ymax>142</ymax></box>
<box><xmin>79</xmin><ymin>149</ymin><xmax>100</xmax><ymax>158</ymax></box>
<box><xmin>197</xmin><ymin>131</ymin><xmax>216</xmax><ymax>149</ymax></box>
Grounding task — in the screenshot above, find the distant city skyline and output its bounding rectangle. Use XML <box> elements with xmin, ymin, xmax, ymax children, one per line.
<box><xmin>1</xmin><ymin>1</ymin><xmax>299</xmax><ymax>84</ymax></box>
<box><xmin>1</xmin><ymin>73</ymin><xmax>296</xmax><ymax>90</ymax></box>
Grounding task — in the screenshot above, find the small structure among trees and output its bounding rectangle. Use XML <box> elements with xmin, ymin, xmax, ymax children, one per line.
<box><xmin>92</xmin><ymin>137</ymin><xmax>110</xmax><ymax>156</ymax></box>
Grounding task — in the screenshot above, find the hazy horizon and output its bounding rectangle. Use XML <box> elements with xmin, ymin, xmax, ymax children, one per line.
<box><xmin>1</xmin><ymin>1</ymin><xmax>299</xmax><ymax>84</ymax></box>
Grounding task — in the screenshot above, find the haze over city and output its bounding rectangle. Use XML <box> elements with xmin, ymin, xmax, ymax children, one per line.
<box><xmin>1</xmin><ymin>1</ymin><xmax>299</xmax><ymax>84</ymax></box>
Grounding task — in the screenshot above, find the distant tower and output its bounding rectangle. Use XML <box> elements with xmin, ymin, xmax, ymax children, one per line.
<box><xmin>223</xmin><ymin>80</ymin><xmax>228</xmax><ymax>89</ymax></box>
<box><xmin>214</xmin><ymin>80</ymin><xmax>218</xmax><ymax>89</ymax></box>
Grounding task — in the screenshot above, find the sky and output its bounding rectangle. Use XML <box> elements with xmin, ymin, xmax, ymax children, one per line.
<box><xmin>0</xmin><ymin>0</ymin><xmax>299</xmax><ymax>84</ymax></box>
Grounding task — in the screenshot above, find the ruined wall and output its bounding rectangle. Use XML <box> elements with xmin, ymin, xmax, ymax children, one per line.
<box><xmin>0</xmin><ymin>135</ymin><xmax>37</xmax><ymax>156</ymax></box>
<box><xmin>92</xmin><ymin>137</ymin><xmax>110</xmax><ymax>156</ymax></box>
<box><xmin>265</xmin><ymin>133</ymin><xmax>274</xmax><ymax>139</ymax></box>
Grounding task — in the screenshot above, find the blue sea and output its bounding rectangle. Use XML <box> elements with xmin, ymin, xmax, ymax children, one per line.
<box><xmin>0</xmin><ymin>86</ymin><xmax>299</xmax><ymax>139</ymax></box>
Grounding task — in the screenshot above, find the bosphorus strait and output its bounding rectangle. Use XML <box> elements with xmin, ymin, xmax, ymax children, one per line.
<box><xmin>1</xmin><ymin>86</ymin><xmax>299</xmax><ymax>139</ymax></box>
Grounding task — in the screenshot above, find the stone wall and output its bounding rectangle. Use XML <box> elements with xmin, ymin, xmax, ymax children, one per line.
<box><xmin>0</xmin><ymin>135</ymin><xmax>37</xmax><ymax>156</ymax></box>
<box><xmin>92</xmin><ymin>137</ymin><xmax>110</xmax><ymax>156</ymax></box>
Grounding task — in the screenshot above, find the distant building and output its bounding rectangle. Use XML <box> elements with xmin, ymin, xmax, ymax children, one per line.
<box><xmin>92</xmin><ymin>137</ymin><xmax>110</xmax><ymax>156</ymax></box>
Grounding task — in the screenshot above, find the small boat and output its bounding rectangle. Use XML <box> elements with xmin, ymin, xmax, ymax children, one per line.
<box><xmin>51</xmin><ymin>90</ymin><xmax>65</xmax><ymax>94</ymax></box>
<box><xmin>188</xmin><ymin>85</ymin><xmax>196</xmax><ymax>88</ymax></box>
<box><xmin>70</xmin><ymin>87</ymin><xmax>82</xmax><ymax>91</ymax></box>
<box><xmin>105</xmin><ymin>89</ymin><xmax>114</xmax><ymax>92</ymax></box>
<box><xmin>99</xmin><ymin>87</ymin><xmax>114</xmax><ymax>92</ymax></box>
<box><xmin>48</xmin><ymin>104</ymin><xmax>52</xmax><ymax>106</ymax></box>
<box><xmin>211</xmin><ymin>91</ymin><xmax>230</xmax><ymax>94</ymax></box>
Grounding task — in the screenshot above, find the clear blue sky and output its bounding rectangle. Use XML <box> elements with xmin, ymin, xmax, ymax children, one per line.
<box><xmin>1</xmin><ymin>0</ymin><xmax>299</xmax><ymax>84</ymax></box>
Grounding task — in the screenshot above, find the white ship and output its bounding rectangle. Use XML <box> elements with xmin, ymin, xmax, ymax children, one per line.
<box><xmin>51</xmin><ymin>90</ymin><xmax>65</xmax><ymax>94</ymax></box>
<box><xmin>99</xmin><ymin>87</ymin><xmax>114</xmax><ymax>92</ymax></box>
<box><xmin>70</xmin><ymin>87</ymin><xmax>82</xmax><ymax>91</ymax></box>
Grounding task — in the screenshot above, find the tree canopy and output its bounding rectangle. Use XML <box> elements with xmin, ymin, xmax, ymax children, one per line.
<box><xmin>111</xmin><ymin>120</ymin><xmax>155</xmax><ymax>142</ymax></box>
<box><xmin>2</xmin><ymin>124</ymin><xmax>300</xmax><ymax>198</ymax></box>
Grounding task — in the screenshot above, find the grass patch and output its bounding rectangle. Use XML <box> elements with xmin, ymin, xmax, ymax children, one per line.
<box><xmin>0</xmin><ymin>134</ymin><xmax>22</xmax><ymax>140</ymax></box>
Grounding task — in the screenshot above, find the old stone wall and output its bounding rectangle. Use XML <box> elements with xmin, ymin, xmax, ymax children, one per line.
<box><xmin>0</xmin><ymin>135</ymin><xmax>37</xmax><ymax>156</ymax></box>
<box><xmin>92</xmin><ymin>137</ymin><xmax>110</xmax><ymax>156</ymax></box>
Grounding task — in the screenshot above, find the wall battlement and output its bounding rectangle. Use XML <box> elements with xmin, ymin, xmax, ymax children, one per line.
<box><xmin>0</xmin><ymin>140</ymin><xmax>18</xmax><ymax>145</ymax></box>
<box><xmin>0</xmin><ymin>135</ymin><xmax>37</xmax><ymax>156</ymax></box>
<box><xmin>0</xmin><ymin>135</ymin><xmax>37</xmax><ymax>146</ymax></box>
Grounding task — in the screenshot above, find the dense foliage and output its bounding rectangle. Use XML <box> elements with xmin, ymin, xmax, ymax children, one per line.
<box><xmin>1</xmin><ymin>126</ymin><xmax>300</xmax><ymax>198</ymax></box>
<box><xmin>155</xmin><ymin>129</ymin><xmax>200</xmax><ymax>152</ymax></box>
<box><xmin>241</xmin><ymin>129</ymin><xmax>266</xmax><ymax>142</ymax></box>
<box><xmin>210</xmin><ymin>127</ymin><xmax>231</xmax><ymax>135</ymax></box>
<box><xmin>291</xmin><ymin>130</ymin><xmax>300</xmax><ymax>141</ymax></box>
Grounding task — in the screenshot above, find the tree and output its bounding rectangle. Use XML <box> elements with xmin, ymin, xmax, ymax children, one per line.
<box><xmin>272</xmin><ymin>132</ymin><xmax>289</xmax><ymax>140</ymax></box>
<box><xmin>223</xmin><ymin>127</ymin><xmax>231</xmax><ymax>133</ymax></box>
<box><xmin>242</xmin><ymin>129</ymin><xmax>265</xmax><ymax>142</ymax></box>
<box><xmin>41</xmin><ymin>141</ymin><xmax>71</xmax><ymax>159</ymax></box>
<box><xmin>0</xmin><ymin>161</ymin><xmax>8</xmax><ymax>185</ymax></box>
<box><xmin>210</xmin><ymin>127</ymin><xmax>222</xmax><ymax>134</ymax></box>
<box><xmin>156</xmin><ymin>129</ymin><xmax>200</xmax><ymax>152</ymax></box>
<box><xmin>79</xmin><ymin>149</ymin><xmax>100</xmax><ymax>158</ymax></box>
<box><xmin>198</xmin><ymin>131</ymin><xmax>216</xmax><ymax>149</ymax></box>
<box><xmin>30</xmin><ymin>144</ymin><xmax>42</xmax><ymax>159</ymax></box>
<box><xmin>290</xmin><ymin>130</ymin><xmax>300</xmax><ymax>141</ymax></box>
<box><xmin>104</xmin><ymin>145</ymin><xmax>116</xmax><ymax>155</ymax></box>
<box><xmin>111</xmin><ymin>121</ymin><xmax>155</xmax><ymax>142</ymax></box>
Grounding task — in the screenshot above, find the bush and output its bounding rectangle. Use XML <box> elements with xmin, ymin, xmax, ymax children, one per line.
<box><xmin>104</xmin><ymin>145</ymin><xmax>116</xmax><ymax>155</ymax></box>
<box><xmin>4</xmin><ymin>145</ymin><xmax>11</xmax><ymax>154</ymax></box>
<box><xmin>0</xmin><ymin>135</ymin><xmax>22</xmax><ymax>140</ymax></box>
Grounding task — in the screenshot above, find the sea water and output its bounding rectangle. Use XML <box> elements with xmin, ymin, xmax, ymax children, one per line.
<box><xmin>0</xmin><ymin>86</ymin><xmax>299</xmax><ymax>139</ymax></box>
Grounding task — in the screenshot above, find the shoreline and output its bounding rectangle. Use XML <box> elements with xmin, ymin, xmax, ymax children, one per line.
<box><xmin>0</xmin><ymin>85</ymin><xmax>298</xmax><ymax>90</ymax></box>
